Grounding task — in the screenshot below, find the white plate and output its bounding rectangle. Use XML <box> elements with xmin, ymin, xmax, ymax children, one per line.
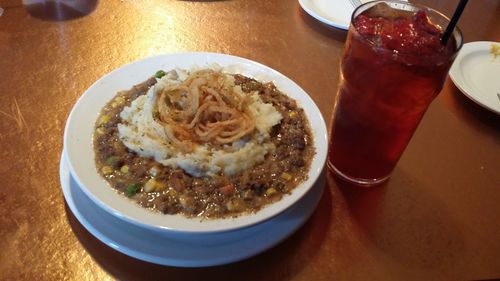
<box><xmin>298</xmin><ymin>0</ymin><xmax>409</xmax><ymax>30</ymax></box>
<box><xmin>63</xmin><ymin>52</ymin><xmax>328</xmax><ymax>233</ymax></box>
<box><xmin>449</xmin><ymin>41</ymin><xmax>500</xmax><ymax>115</ymax></box>
<box><xmin>299</xmin><ymin>0</ymin><xmax>354</xmax><ymax>30</ymax></box>
<box><xmin>60</xmin><ymin>151</ymin><xmax>325</xmax><ymax>267</ymax></box>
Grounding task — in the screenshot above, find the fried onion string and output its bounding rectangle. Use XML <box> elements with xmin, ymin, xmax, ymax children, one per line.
<box><xmin>155</xmin><ymin>69</ymin><xmax>256</xmax><ymax>152</ymax></box>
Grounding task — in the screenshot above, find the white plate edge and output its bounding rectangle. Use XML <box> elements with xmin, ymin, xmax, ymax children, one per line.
<box><xmin>298</xmin><ymin>0</ymin><xmax>350</xmax><ymax>30</ymax></box>
<box><xmin>449</xmin><ymin>41</ymin><xmax>500</xmax><ymax>115</ymax></box>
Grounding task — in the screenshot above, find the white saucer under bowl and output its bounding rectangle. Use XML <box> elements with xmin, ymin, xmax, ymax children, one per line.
<box><xmin>60</xmin><ymin>151</ymin><xmax>325</xmax><ymax>267</ymax></box>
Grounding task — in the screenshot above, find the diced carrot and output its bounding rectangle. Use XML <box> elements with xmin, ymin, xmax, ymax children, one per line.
<box><xmin>219</xmin><ymin>184</ymin><xmax>235</xmax><ymax>196</ymax></box>
<box><xmin>171</xmin><ymin>177</ymin><xmax>185</xmax><ymax>192</ymax></box>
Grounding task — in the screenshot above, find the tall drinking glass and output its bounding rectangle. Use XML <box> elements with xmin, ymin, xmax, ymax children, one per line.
<box><xmin>328</xmin><ymin>1</ymin><xmax>463</xmax><ymax>186</ymax></box>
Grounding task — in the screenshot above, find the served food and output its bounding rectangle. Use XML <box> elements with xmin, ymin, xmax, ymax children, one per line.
<box><xmin>93</xmin><ymin>66</ymin><xmax>315</xmax><ymax>219</ymax></box>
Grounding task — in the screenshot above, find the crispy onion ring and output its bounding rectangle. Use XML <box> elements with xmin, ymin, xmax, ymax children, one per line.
<box><xmin>155</xmin><ymin>69</ymin><xmax>256</xmax><ymax>153</ymax></box>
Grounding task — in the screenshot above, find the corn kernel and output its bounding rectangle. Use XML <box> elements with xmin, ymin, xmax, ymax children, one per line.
<box><xmin>155</xmin><ymin>182</ymin><xmax>166</xmax><ymax>192</ymax></box>
<box><xmin>265</xmin><ymin>187</ymin><xmax>277</xmax><ymax>196</ymax></box>
<box><xmin>144</xmin><ymin>179</ymin><xmax>158</xmax><ymax>192</ymax></box>
<box><xmin>289</xmin><ymin>111</ymin><xmax>297</xmax><ymax>118</ymax></box>
<box><xmin>166</xmin><ymin>188</ymin><xmax>177</xmax><ymax>197</ymax></box>
<box><xmin>281</xmin><ymin>172</ymin><xmax>292</xmax><ymax>181</ymax></box>
<box><xmin>101</xmin><ymin>166</ymin><xmax>113</xmax><ymax>175</ymax></box>
<box><xmin>120</xmin><ymin>165</ymin><xmax>129</xmax><ymax>173</ymax></box>
<box><xmin>144</xmin><ymin>179</ymin><xmax>166</xmax><ymax>193</ymax></box>
<box><xmin>115</xmin><ymin>96</ymin><xmax>125</xmax><ymax>104</ymax></box>
<box><xmin>226</xmin><ymin>198</ymin><xmax>244</xmax><ymax>212</ymax></box>
<box><xmin>98</xmin><ymin>115</ymin><xmax>110</xmax><ymax>125</ymax></box>
<box><xmin>96</xmin><ymin>127</ymin><xmax>105</xmax><ymax>135</ymax></box>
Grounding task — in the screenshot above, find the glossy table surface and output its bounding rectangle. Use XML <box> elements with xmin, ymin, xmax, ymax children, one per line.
<box><xmin>0</xmin><ymin>0</ymin><xmax>499</xmax><ymax>280</ymax></box>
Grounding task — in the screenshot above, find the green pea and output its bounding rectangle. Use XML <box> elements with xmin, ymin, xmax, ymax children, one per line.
<box><xmin>155</xmin><ymin>70</ymin><xmax>166</xmax><ymax>78</ymax></box>
<box><xmin>126</xmin><ymin>183</ymin><xmax>141</xmax><ymax>197</ymax></box>
<box><xmin>105</xmin><ymin>156</ymin><xmax>118</xmax><ymax>165</ymax></box>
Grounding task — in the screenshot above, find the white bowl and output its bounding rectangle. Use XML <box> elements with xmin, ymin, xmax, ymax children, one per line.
<box><xmin>63</xmin><ymin>52</ymin><xmax>328</xmax><ymax>233</ymax></box>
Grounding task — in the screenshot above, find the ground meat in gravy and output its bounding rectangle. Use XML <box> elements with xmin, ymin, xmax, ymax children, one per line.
<box><xmin>93</xmin><ymin>73</ymin><xmax>315</xmax><ymax>219</ymax></box>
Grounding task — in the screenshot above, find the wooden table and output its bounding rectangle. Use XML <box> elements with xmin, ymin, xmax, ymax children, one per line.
<box><xmin>1</xmin><ymin>0</ymin><xmax>499</xmax><ymax>280</ymax></box>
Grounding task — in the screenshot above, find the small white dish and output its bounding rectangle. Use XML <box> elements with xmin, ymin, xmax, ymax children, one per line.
<box><xmin>449</xmin><ymin>41</ymin><xmax>500</xmax><ymax>115</ymax></box>
<box><xmin>63</xmin><ymin>52</ymin><xmax>328</xmax><ymax>233</ymax></box>
<box><xmin>298</xmin><ymin>0</ymin><xmax>409</xmax><ymax>30</ymax></box>
<box><xmin>299</xmin><ymin>0</ymin><xmax>353</xmax><ymax>30</ymax></box>
<box><xmin>60</xmin><ymin>151</ymin><xmax>325</xmax><ymax>267</ymax></box>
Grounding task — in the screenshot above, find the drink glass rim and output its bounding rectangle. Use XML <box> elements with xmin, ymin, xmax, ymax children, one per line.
<box><xmin>350</xmin><ymin>0</ymin><xmax>464</xmax><ymax>58</ymax></box>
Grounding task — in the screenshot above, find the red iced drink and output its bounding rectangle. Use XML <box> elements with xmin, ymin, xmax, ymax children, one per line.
<box><xmin>328</xmin><ymin>1</ymin><xmax>462</xmax><ymax>185</ymax></box>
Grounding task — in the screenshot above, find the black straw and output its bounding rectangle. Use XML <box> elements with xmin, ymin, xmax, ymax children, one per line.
<box><xmin>441</xmin><ymin>0</ymin><xmax>468</xmax><ymax>45</ymax></box>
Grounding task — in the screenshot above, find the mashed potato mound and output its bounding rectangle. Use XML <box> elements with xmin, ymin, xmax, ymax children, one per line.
<box><xmin>117</xmin><ymin>68</ymin><xmax>282</xmax><ymax>177</ymax></box>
